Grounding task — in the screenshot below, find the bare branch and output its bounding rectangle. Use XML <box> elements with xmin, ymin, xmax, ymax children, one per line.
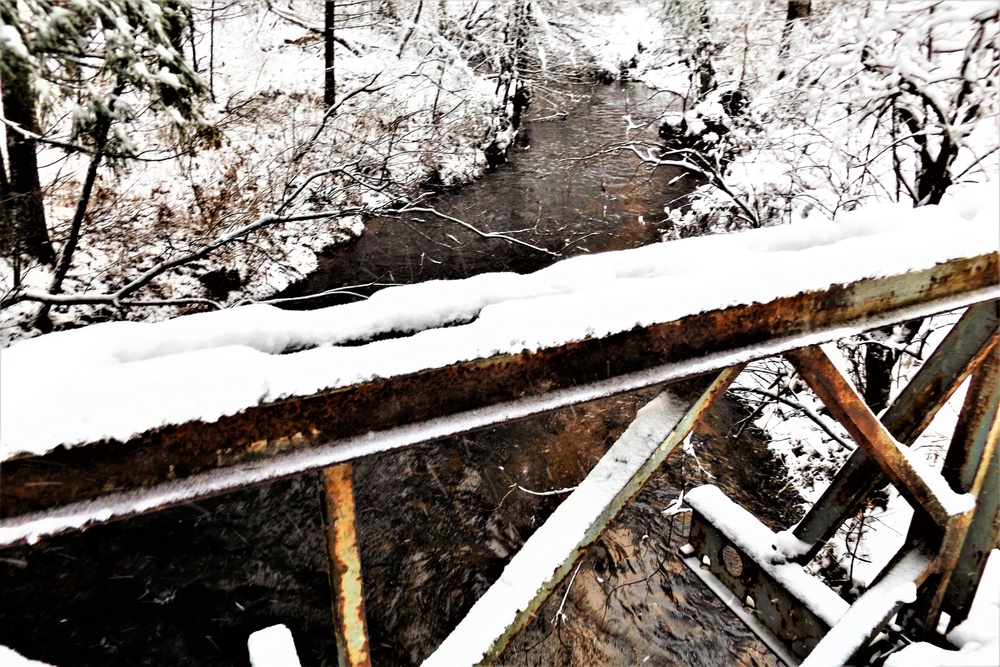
<box><xmin>398</xmin><ymin>206</ymin><xmax>560</xmax><ymax>256</ymax></box>
<box><xmin>4</xmin><ymin>207</ymin><xmax>368</xmax><ymax>309</ymax></box>
<box><xmin>730</xmin><ymin>386</ymin><xmax>855</xmax><ymax>451</ymax></box>
<box><xmin>264</xmin><ymin>1</ymin><xmax>362</xmax><ymax>55</ymax></box>
<box><xmin>292</xmin><ymin>74</ymin><xmax>391</xmax><ymax>163</ymax></box>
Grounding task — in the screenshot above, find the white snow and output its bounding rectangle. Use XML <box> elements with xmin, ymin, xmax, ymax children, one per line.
<box><xmin>2</xmin><ymin>191</ymin><xmax>996</xmax><ymax>459</ymax></box>
<box><xmin>885</xmin><ymin>549</ymin><xmax>1000</xmax><ymax>667</ymax></box>
<box><xmin>423</xmin><ymin>384</ymin><xmax>696</xmax><ymax>666</ymax></box>
<box><xmin>684</xmin><ymin>484</ymin><xmax>850</xmax><ymax>628</ymax></box>
<box><xmin>247</xmin><ymin>624</ymin><xmax>301</xmax><ymax>667</ymax></box>
<box><xmin>0</xmin><ymin>0</ymin><xmax>513</xmax><ymax>340</ymax></box>
<box><xmin>0</xmin><ymin>645</ymin><xmax>56</xmax><ymax>667</ymax></box>
<box><xmin>799</xmin><ymin>548</ymin><xmax>932</xmax><ymax>667</ymax></box>
<box><xmin>0</xmin><ymin>24</ymin><xmax>28</xmax><ymax>59</ymax></box>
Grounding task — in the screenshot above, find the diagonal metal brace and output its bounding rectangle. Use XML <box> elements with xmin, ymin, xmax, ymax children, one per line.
<box><xmin>424</xmin><ymin>367</ymin><xmax>742</xmax><ymax>666</ymax></box>
<box><xmin>789</xmin><ymin>301</ymin><xmax>999</xmax><ymax>559</ymax></box>
<box><xmin>786</xmin><ymin>345</ymin><xmax>975</xmax><ymax>528</ymax></box>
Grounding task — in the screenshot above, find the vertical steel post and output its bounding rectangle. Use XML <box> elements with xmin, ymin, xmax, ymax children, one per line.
<box><xmin>320</xmin><ymin>463</ymin><xmax>372</xmax><ymax>667</ymax></box>
<box><xmin>943</xmin><ymin>349</ymin><xmax>1000</xmax><ymax>627</ymax></box>
<box><xmin>900</xmin><ymin>349</ymin><xmax>1000</xmax><ymax>633</ymax></box>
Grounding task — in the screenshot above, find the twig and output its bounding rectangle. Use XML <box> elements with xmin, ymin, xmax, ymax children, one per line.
<box><xmin>3</xmin><ymin>207</ymin><xmax>367</xmax><ymax>309</ymax></box>
<box><xmin>512</xmin><ymin>484</ymin><xmax>578</xmax><ymax>497</ymax></box>
<box><xmin>553</xmin><ymin>561</ymin><xmax>583</xmax><ymax>625</ymax></box>
<box><xmin>265</xmin><ymin>1</ymin><xmax>362</xmax><ymax>54</ymax></box>
<box><xmin>730</xmin><ymin>386</ymin><xmax>855</xmax><ymax>451</ymax></box>
<box><xmin>292</xmin><ymin>74</ymin><xmax>391</xmax><ymax>163</ymax></box>
<box><xmin>399</xmin><ymin>206</ymin><xmax>560</xmax><ymax>256</ymax></box>
<box><xmin>528</xmin><ymin>112</ymin><xmax>568</xmax><ymax>122</ymax></box>
<box><xmin>245</xmin><ymin>282</ymin><xmax>401</xmax><ymax>306</ymax></box>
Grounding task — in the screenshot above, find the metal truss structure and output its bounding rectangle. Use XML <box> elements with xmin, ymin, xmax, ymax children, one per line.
<box><xmin>1</xmin><ymin>250</ymin><xmax>996</xmax><ymax>666</ymax></box>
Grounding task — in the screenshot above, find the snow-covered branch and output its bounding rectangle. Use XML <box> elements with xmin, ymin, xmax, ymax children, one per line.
<box><xmin>3</xmin><ymin>206</ymin><xmax>368</xmax><ymax>310</ymax></box>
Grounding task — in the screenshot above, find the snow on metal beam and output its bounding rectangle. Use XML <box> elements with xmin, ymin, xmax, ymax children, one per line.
<box><xmin>0</xmin><ymin>254</ymin><xmax>997</xmax><ymax>546</ymax></box>
<box><xmin>3</xmin><ymin>208</ymin><xmax>997</xmax><ymax>461</ymax></box>
<box><xmin>798</xmin><ymin>549</ymin><xmax>935</xmax><ymax>667</ymax></box>
<box><xmin>685</xmin><ymin>484</ymin><xmax>850</xmax><ymax>632</ymax></box>
<box><xmin>423</xmin><ymin>368</ymin><xmax>740</xmax><ymax>667</ymax></box>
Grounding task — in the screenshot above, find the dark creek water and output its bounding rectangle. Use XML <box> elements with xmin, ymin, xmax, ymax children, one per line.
<box><xmin>276</xmin><ymin>81</ymin><xmax>691</xmax><ymax>306</ymax></box>
<box><xmin>0</xmin><ymin>83</ymin><xmax>805</xmax><ymax>667</ymax></box>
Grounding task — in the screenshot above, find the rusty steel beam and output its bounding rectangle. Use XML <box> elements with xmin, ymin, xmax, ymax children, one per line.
<box><xmin>883</xmin><ymin>300</ymin><xmax>999</xmax><ymax>444</ymax></box>
<box><xmin>791</xmin><ymin>300</ymin><xmax>1000</xmax><ymax>558</ymax></box>
<box><xmin>900</xmin><ymin>349</ymin><xmax>1000</xmax><ymax>633</ymax></box>
<box><xmin>1</xmin><ymin>254</ymin><xmax>997</xmax><ymax>546</ymax></box>
<box><xmin>320</xmin><ymin>463</ymin><xmax>372</xmax><ymax>667</ymax></box>
<box><xmin>684</xmin><ymin>509</ymin><xmax>830</xmax><ymax>662</ymax></box>
<box><xmin>787</xmin><ymin>346</ymin><xmax>967</xmax><ymax>528</ymax></box>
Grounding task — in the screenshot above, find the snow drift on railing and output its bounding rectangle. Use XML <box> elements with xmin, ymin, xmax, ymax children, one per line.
<box><xmin>1</xmin><ymin>184</ymin><xmax>996</xmax><ymax>460</ymax></box>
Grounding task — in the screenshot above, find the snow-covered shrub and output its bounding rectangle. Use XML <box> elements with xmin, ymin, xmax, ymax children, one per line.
<box><xmin>676</xmin><ymin>0</ymin><xmax>999</xmax><ymax>229</ymax></box>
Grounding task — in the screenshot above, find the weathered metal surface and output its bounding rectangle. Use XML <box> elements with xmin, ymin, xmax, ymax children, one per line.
<box><xmin>791</xmin><ymin>299</ymin><xmax>999</xmax><ymax>557</ymax></box>
<box><xmin>884</xmin><ymin>300</ymin><xmax>999</xmax><ymax>444</ymax></box>
<box><xmin>320</xmin><ymin>463</ymin><xmax>372</xmax><ymax>667</ymax></box>
<box><xmin>685</xmin><ymin>510</ymin><xmax>829</xmax><ymax>661</ymax></box>
<box><xmin>689</xmin><ymin>323</ymin><xmax>995</xmax><ymax>657</ymax></box>
<box><xmin>943</xmin><ymin>346</ymin><xmax>1000</xmax><ymax>498</ymax></box>
<box><xmin>424</xmin><ymin>368</ymin><xmax>742</xmax><ymax>666</ymax></box>
<box><xmin>901</xmin><ymin>349</ymin><xmax>1000</xmax><ymax>632</ymax></box>
<box><xmin>680</xmin><ymin>551</ymin><xmax>802</xmax><ymax>667</ymax></box>
<box><xmin>944</xmin><ymin>349</ymin><xmax>1000</xmax><ymax>626</ymax></box>
<box><xmin>2</xmin><ymin>254</ymin><xmax>996</xmax><ymax>544</ymax></box>
<box><xmin>787</xmin><ymin>346</ymin><xmax>963</xmax><ymax>528</ymax></box>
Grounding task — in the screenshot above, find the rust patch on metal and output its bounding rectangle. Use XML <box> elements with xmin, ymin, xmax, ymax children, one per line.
<box><xmin>321</xmin><ymin>463</ymin><xmax>371</xmax><ymax>667</ymax></box>
<box><xmin>787</xmin><ymin>346</ymin><xmax>953</xmax><ymax>527</ymax></box>
<box><xmin>1</xmin><ymin>253</ymin><xmax>997</xmax><ymax>523</ymax></box>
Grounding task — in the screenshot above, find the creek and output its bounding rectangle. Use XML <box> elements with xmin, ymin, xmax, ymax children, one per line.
<box><xmin>0</xmin><ymin>82</ymin><xmax>804</xmax><ymax>667</ymax></box>
<box><xmin>275</xmin><ymin>80</ymin><xmax>688</xmax><ymax>306</ymax></box>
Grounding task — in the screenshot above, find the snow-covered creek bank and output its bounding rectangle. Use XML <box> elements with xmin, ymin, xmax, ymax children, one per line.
<box><xmin>2</xmin><ymin>82</ymin><xmax>801</xmax><ymax>666</ymax></box>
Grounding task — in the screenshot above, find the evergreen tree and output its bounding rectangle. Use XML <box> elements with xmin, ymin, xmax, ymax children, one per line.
<box><xmin>0</xmin><ymin>0</ymin><xmax>207</xmax><ymax>283</ymax></box>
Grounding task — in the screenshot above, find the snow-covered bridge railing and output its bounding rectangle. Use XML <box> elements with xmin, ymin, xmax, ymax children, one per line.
<box><xmin>1</xmin><ymin>195</ymin><xmax>998</xmax><ymax>665</ymax></box>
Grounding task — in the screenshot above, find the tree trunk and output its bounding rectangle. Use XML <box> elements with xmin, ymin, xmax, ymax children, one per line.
<box><xmin>863</xmin><ymin>319</ymin><xmax>923</xmax><ymax>414</ymax></box>
<box><xmin>0</xmin><ymin>149</ymin><xmax>19</xmax><ymax>283</ymax></box>
<box><xmin>33</xmin><ymin>109</ymin><xmax>113</xmax><ymax>331</ymax></box>
<box><xmin>325</xmin><ymin>0</ymin><xmax>336</xmax><ymax>105</ymax></box>
<box><xmin>778</xmin><ymin>0</ymin><xmax>811</xmax><ymax>68</ymax></box>
<box><xmin>0</xmin><ymin>12</ymin><xmax>54</xmax><ymax>265</ymax></box>
<box><xmin>786</xmin><ymin>0</ymin><xmax>811</xmax><ymax>23</ymax></box>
